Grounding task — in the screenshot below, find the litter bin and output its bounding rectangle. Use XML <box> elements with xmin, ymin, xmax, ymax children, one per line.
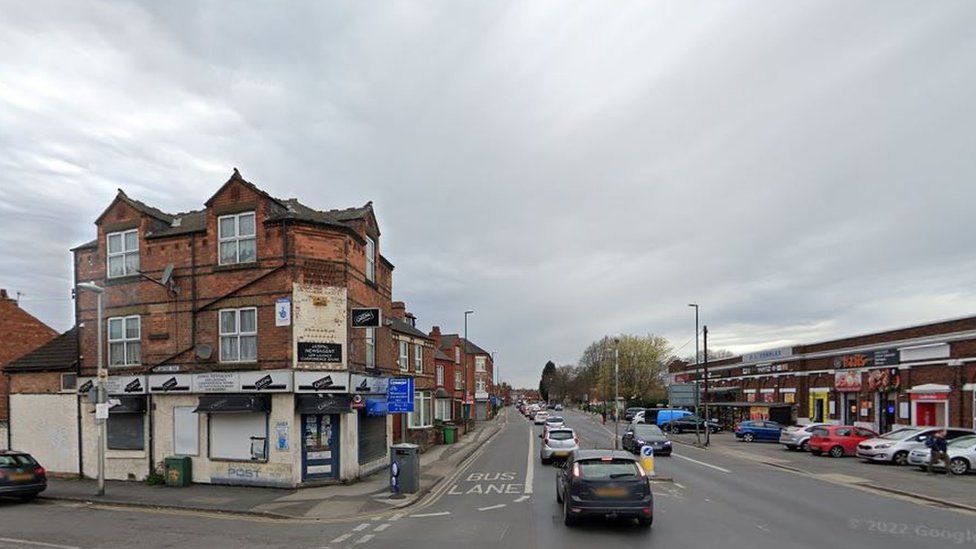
<box><xmin>164</xmin><ymin>456</ymin><xmax>192</xmax><ymax>487</ymax></box>
<box><xmin>390</xmin><ymin>443</ymin><xmax>420</xmax><ymax>494</ymax></box>
<box><xmin>443</xmin><ymin>424</ymin><xmax>458</xmax><ymax>445</ymax></box>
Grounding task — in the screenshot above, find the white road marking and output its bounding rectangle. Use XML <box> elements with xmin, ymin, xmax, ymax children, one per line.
<box><xmin>513</xmin><ymin>495</ymin><xmax>530</xmax><ymax>503</ymax></box>
<box><xmin>390</xmin><ymin>512</ymin><xmax>404</xmax><ymax>521</ymax></box>
<box><xmin>374</xmin><ymin>523</ymin><xmax>390</xmax><ymax>532</ymax></box>
<box><xmin>674</xmin><ymin>482</ymin><xmax>686</xmax><ymax>489</ymax></box>
<box><xmin>371</xmin><ymin>515</ymin><xmax>382</xmax><ymax>521</ymax></box>
<box><xmin>0</xmin><ymin>539</ymin><xmax>81</xmax><ymax>549</ymax></box>
<box><xmin>353</xmin><ymin>523</ymin><xmax>370</xmax><ymax>531</ymax></box>
<box><xmin>330</xmin><ymin>534</ymin><xmax>352</xmax><ymax>544</ymax></box>
<box><xmin>478</xmin><ymin>504</ymin><xmax>507</xmax><ymax>511</ymax></box>
<box><xmin>355</xmin><ymin>534</ymin><xmax>375</xmax><ymax>544</ymax></box>
<box><xmin>410</xmin><ymin>511</ymin><xmax>451</xmax><ymax>518</ymax></box>
<box><xmin>524</xmin><ymin>428</ymin><xmax>535</xmax><ymax>494</ymax></box>
<box><xmin>673</xmin><ymin>453</ymin><xmax>731</xmax><ymax>473</ymax></box>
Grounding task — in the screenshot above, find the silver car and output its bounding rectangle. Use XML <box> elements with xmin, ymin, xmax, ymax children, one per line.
<box><xmin>779</xmin><ymin>423</ymin><xmax>827</xmax><ymax>451</ymax></box>
<box><xmin>533</xmin><ymin>411</ymin><xmax>550</xmax><ymax>425</ymax></box>
<box><xmin>907</xmin><ymin>434</ymin><xmax>976</xmax><ymax>474</ymax></box>
<box><xmin>856</xmin><ymin>427</ymin><xmax>975</xmax><ymax>465</ymax></box>
<box><xmin>540</xmin><ymin>428</ymin><xmax>578</xmax><ymax>464</ymax></box>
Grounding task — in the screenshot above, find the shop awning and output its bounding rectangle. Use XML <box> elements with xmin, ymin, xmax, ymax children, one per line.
<box><xmin>296</xmin><ymin>393</ymin><xmax>352</xmax><ymax>414</ymax></box>
<box><xmin>109</xmin><ymin>396</ymin><xmax>146</xmax><ymax>414</ymax></box>
<box><xmin>701</xmin><ymin>401</ymin><xmax>794</xmax><ymax>408</ymax></box>
<box><xmin>194</xmin><ymin>394</ymin><xmax>271</xmax><ymax>414</ymax></box>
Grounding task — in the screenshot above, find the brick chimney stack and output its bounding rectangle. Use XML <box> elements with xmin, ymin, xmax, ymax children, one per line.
<box><xmin>429</xmin><ymin>326</ymin><xmax>442</xmax><ymax>347</ymax></box>
<box><xmin>391</xmin><ymin>301</ymin><xmax>406</xmax><ymax>321</ymax></box>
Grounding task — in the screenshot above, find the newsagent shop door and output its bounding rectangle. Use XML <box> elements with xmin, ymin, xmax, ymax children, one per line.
<box><xmin>301</xmin><ymin>414</ymin><xmax>339</xmax><ymax>480</ymax></box>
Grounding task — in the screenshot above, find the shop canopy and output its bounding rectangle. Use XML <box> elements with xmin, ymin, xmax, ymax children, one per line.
<box><xmin>108</xmin><ymin>396</ymin><xmax>146</xmax><ymax>414</ymax></box>
<box><xmin>702</xmin><ymin>402</ymin><xmax>794</xmax><ymax>408</ymax></box>
<box><xmin>296</xmin><ymin>393</ymin><xmax>352</xmax><ymax>414</ymax></box>
<box><xmin>194</xmin><ymin>394</ymin><xmax>271</xmax><ymax>414</ymax></box>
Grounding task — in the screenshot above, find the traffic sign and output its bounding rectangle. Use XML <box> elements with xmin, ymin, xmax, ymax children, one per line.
<box><xmin>639</xmin><ymin>445</ymin><xmax>656</xmax><ymax>476</ymax></box>
<box><xmin>387</xmin><ymin>377</ymin><xmax>414</xmax><ymax>413</ymax></box>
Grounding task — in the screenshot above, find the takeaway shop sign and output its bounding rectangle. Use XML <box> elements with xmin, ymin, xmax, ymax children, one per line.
<box><xmin>833</xmin><ymin>348</ymin><xmax>900</xmax><ymax>369</ymax></box>
<box><xmin>741</xmin><ymin>364</ymin><xmax>790</xmax><ymax>375</ymax></box>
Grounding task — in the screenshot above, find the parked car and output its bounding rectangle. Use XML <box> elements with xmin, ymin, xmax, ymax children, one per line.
<box><xmin>660</xmin><ymin>415</ymin><xmax>721</xmax><ymax>434</ymax></box>
<box><xmin>554</xmin><ymin>404</ymin><xmax>564</xmax><ymax>411</ymax></box>
<box><xmin>808</xmin><ymin>425</ymin><xmax>877</xmax><ymax>457</ymax></box>
<box><xmin>908</xmin><ymin>434</ymin><xmax>976</xmax><ymax>474</ymax></box>
<box><xmin>779</xmin><ymin>423</ymin><xmax>827</xmax><ymax>451</ymax></box>
<box><xmin>624</xmin><ymin>407</ymin><xmax>645</xmax><ymax>422</ymax></box>
<box><xmin>555</xmin><ymin>449</ymin><xmax>653</xmax><ymax>528</ymax></box>
<box><xmin>734</xmin><ymin>420</ymin><xmax>783</xmax><ymax>442</ymax></box>
<box><xmin>621</xmin><ymin>423</ymin><xmax>672</xmax><ymax>455</ymax></box>
<box><xmin>856</xmin><ymin>427</ymin><xmax>976</xmax><ymax>465</ymax></box>
<box><xmin>543</xmin><ymin>416</ymin><xmax>566</xmax><ymax>434</ymax></box>
<box><xmin>533</xmin><ymin>411</ymin><xmax>550</xmax><ymax>425</ymax></box>
<box><xmin>541</xmin><ymin>428</ymin><xmax>579</xmax><ymax>464</ymax></box>
<box><xmin>0</xmin><ymin>451</ymin><xmax>47</xmax><ymax>502</ymax></box>
<box><xmin>654</xmin><ymin>409</ymin><xmax>693</xmax><ymax>427</ymax></box>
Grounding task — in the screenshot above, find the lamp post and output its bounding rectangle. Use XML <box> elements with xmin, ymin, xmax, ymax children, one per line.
<box><xmin>464</xmin><ymin>310</ymin><xmax>474</xmax><ymax>420</ymax></box>
<box><xmin>614</xmin><ymin>337</ymin><xmax>620</xmax><ymax>450</ymax></box>
<box><xmin>77</xmin><ymin>282</ymin><xmax>106</xmax><ymax>496</ymax></box>
<box><xmin>688</xmin><ymin>304</ymin><xmax>700</xmax><ymax>444</ymax></box>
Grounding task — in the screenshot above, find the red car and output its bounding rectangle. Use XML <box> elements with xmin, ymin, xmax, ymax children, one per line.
<box><xmin>808</xmin><ymin>425</ymin><xmax>878</xmax><ymax>457</ymax></box>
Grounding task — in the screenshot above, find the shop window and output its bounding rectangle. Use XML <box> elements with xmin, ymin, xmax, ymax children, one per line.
<box><xmin>218</xmin><ymin>212</ymin><xmax>256</xmax><ymax>265</ymax></box>
<box><xmin>108</xmin><ymin>316</ymin><xmax>141</xmax><ymax>366</ymax></box>
<box><xmin>107</xmin><ymin>229</ymin><xmax>139</xmax><ymax>278</ymax></box>
<box><xmin>107</xmin><ymin>413</ymin><xmax>145</xmax><ymax>450</ymax></box>
<box><xmin>209</xmin><ymin>413</ymin><xmax>268</xmax><ymax>461</ymax></box>
<box><xmin>173</xmin><ymin>406</ymin><xmax>199</xmax><ymax>456</ymax></box>
<box><xmin>409</xmin><ymin>391</ymin><xmax>432</xmax><ymax>428</ymax></box>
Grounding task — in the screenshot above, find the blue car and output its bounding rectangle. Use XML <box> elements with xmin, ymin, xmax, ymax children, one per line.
<box><xmin>734</xmin><ymin>420</ymin><xmax>782</xmax><ymax>442</ymax></box>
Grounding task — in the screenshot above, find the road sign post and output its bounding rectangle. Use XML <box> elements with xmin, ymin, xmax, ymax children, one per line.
<box><xmin>639</xmin><ymin>445</ymin><xmax>655</xmax><ymax>477</ymax></box>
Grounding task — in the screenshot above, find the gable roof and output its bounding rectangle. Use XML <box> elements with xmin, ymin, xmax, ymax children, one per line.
<box><xmin>6</xmin><ymin>328</ymin><xmax>79</xmax><ymax>373</ymax></box>
<box><xmin>437</xmin><ymin>334</ymin><xmax>490</xmax><ymax>355</ymax></box>
<box><xmin>204</xmin><ymin>168</ymin><xmax>287</xmax><ymax>209</ymax></box>
<box><xmin>389</xmin><ymin>317</ymin><xmax>431</xmax><ymax>340</ymax></box>
<box><xmin>145</xmin><ymin>209</ymin><xmax>207</xmax><ymax>239</ymax></box>
<box><xmin>434</xmin><ymin>348</ymin><xmax>452</xmax><ymax>361</ymax></box>
<box><xmin>95</xmin><ymin>189</ymin><xmax>174</xmax><ymax>225</ymax></box>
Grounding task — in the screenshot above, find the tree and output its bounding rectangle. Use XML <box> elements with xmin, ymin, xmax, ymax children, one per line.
<box><xmin>578</xmin><ymin>334</ymin><xmax>673</xmax><ymax>406</ymax></box>
<box><xmin>681</xmin><ymin>348</ymin><xmax>736</xmax><ymax>364</ymax></box>
<box><xmin>539</xmin><ymin>360</ymin><xmax>556</xmax><ymax>401</ymax></box>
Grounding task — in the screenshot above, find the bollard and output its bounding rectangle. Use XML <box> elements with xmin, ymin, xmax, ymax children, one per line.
<box><xmin>639</xmin><ymin>445</ymin><xmax>655</xmax><ymax>477</ymax></box>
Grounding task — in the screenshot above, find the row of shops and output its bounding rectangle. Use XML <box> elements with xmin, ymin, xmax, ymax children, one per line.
<box><xmin>670</xmin><ymin>316</ymin><xmax>976</xmax><ymax>433</ymax></box>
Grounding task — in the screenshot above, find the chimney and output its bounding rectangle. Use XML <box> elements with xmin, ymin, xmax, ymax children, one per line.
<box><xmin>391</xmin><ymin>301</ymin><xmax>406</xmax><ymax>321</ymax></box>
<box><xmin>429</xmin><ymin>326</ymin><xmax>442</xmax><ymax>347</ymax></box>
<box><xmin>405</xmin><ymin>312</ymin><xmax>417</xmax><ymax>328</ymax></box>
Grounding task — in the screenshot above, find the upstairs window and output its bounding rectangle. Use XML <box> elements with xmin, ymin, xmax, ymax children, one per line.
<box><xmin>476</xmin><ymin>356</ymin><xmax>486</xmax><ymax>372</ymax></box>
<box><xmin>365</xmin><ymin>236</ymin><xmax>376</xmax><ymax>282</ymax></box>
<box><xmin>108</xmin><ymin>316</ymin><xmax>141</xmax><ymax>366</ymax></box>
<box><xmin>398</xmin><ymin>341</ymin><xmax>409</xmax><ymax>371</ymax></box>
<box><xmin>365</xmin><ymin>327</ymin><xmax>376</xmax><ymax>368</ymax></box>
<box><xmin>107</xmin><ymin>229</ymin><xmax>139</xmax><ymax>278</ymax></box>
<box><xmin>218</xmin><ymin>212</ymin><xmax>256</xmax><ymax>265</ymax></box>
<box><xmin>414</xmin><ymin>345</ymin><xmax>423</xmax><ymax>373</ymax></box>
<box><xmin>436</xmin><ymin>365</ymin><xmax>444</xmax><ymax>387</ymax></box>
<box><xmin>454</xmin><ymin>371</ymin><xmax>463</xmax><ymax>390</ymax></box>
<box><xmin>454</xmin><ymin>347</ymin><xmax>460</xmax><ymax>364</ymax></box>
<box><xmin>220</xmin><ymin>308</ymin><xmax>257</xmax><ymax>362</ymax></box>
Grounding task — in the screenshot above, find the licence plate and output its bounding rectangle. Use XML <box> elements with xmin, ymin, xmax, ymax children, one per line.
<box><xmin>595</xmin><ymin>487</ymin><xmax>628</xmax><ymax>498</ymax></box>
<box><xmin>11</xmin><ymin>472</ymin><xmax>33</xmax><ymax>482</ymax></box>
<box><xmin>553</xmin><ymin>451</ymin><xmax>568</xmax><ymax>457</ymax></box>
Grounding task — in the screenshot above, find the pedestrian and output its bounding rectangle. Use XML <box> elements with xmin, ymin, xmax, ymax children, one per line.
<box><xmin>926</xmin><ymin>430</ymin><xmax>950</xmax><ymax>476</ymax></box>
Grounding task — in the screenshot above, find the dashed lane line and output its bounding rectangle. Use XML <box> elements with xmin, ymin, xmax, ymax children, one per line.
<box><xmin>352</xmin><ymin>523</ymin><xmax>370</xmax><ymax>532</ymax></box>
<box><xmin>513</xmin><ymin>495</ymin><xmax>530</xmax><ymax>503</ymax></box>
<box><xmin>374</xmin><ymin>523</ymin><xmax>390</xmax><ymax>532</ymax></box>
<box><xmin>0</xmin><ymin>539</ymin><xmax>81</xmax><ymax>549</ymax></box>
<box><xmin>410</xmin><ymin>511</ymin><xmax>451</xmax><ymax>518</ymax></box>
<box><xmin>524</xmin><ymin>428</ymin><xmax>535</xmax><ymax>494</ymax></box>
<box><xmin>329</xmin><ymin>534</ymin><xmax>352</xmax><ymax>544</ymax></box>
<box><xmin>478</xmin><ymin>504</ymin><xmax>507</xmax><ymax>511</ymax></box>
<box><xmin>389</xmin><ymin>512</ymin><xmax>404</xmax><ymax>521</ymax></box>
<box><xmin>355</xmin><ymin>534</ymin><xmax>375</xmax><ymax>544</ymax></box>
<box><xmin>672</xmin><ymin>453</ymin><xmax>731</xmax><ymax>473</ymax></box>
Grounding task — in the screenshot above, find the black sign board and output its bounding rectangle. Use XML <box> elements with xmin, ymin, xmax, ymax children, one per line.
<box><xmin>833</xmin><ymin>348</ymin><xmax>900</xmax><ymax>369</ymax></box>
<box><xmin>296</xmin><ymin>393</ymin><xmax>353</xmax><ymax>414</ymax></box>
<box><xmin>297</xmin><ymin>342</ymin><xmax>343</xmax><ymax>363</ymax></box>
<box><xmin>297</xmin><ymin>374</ymin><xmax>348</xmax><ymax>392</ymax></box>
<box><xmin>350</xmin><ymin>308</ymin><xmax>382</xmax><ymax>328</ymax></box>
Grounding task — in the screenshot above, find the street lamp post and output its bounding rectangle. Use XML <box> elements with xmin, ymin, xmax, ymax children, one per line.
<box><xmin>463</xmin><ymin>310</ymin><xmax>474</xmax><ymax>420</ymax></box>
<box><xmin>78</xmin><ymin>282</ymin><xmax>106</xmax><ymax>496</ymax></box>
<box><xmin>614</xmin><ymin>338</ymin><xmax>620</xmax><ymax>450</ymax></box>
<box><xmin>688</xmin><ymin>304</ymin><xmax>700</xmax><ymax>444</ymax></box>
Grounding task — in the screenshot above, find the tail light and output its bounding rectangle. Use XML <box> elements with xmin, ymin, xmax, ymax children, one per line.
<box><xmin>574</xmin><ymin>436</ymin><xmax>579</xmax><ymax>444</ymax></box>
<box><xmin>572</xmin><ymin>462</ymin><xmax>581</xmax><ymax>479</ymax></box>
<box><xmin>543</xmin><ymin>435</ymin><xmax>549</xmax><ymax>445</ymax></box>
<box><xmin>34</xmin><ymin>466</ymin><xmax>46</xmax><ymax>478</ymax></box>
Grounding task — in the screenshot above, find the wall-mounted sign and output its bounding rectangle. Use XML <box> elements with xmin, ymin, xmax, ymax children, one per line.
<box><xmin>866</xmin><ymin>368</ymin><xmax>901</xmax><ymax>392</ymax></box>
<box><xmin>241</xmin><ymin>370</ymin><xmax>292</xmax><ymax>392</ymax></box>
<box><xmin>295</xmin><ymin>370</ymin><xmax>349</xmax><ymax>393</ymax></box>
<box><xmin>835</xmin><ymin>371</ymin><xmax>862</xmax><ymax>392</ymax></box>
<box><xmin>149</xmin><ymin>374</ymin><xmax>192</xmax><ymax>393</ymax></box>
<box><xmin>350</xmin><ymin>373</ymin><xmax>389</xmax><ymax>395</ymax></box>
<box><xmin>833</xmin><ymin>348</ymin><xmax>899</xmax><ymax>369</ymax></box>
<box><xmin>742</xmin><ymin>347</ymin><xmax>792</xmax><ymax>363</ymax></box>
<box><xmin>387</xmin><ymin>377</ymin><xmax>414</xmax><ymax>413</ymax></box>
<box><xmin>192</xmin><ymin>372</ymin><xmax>240</xmax><ymax>393</ymax></box>
<box><xmin>79</xmin><ymin>375</ymin><xmax>147</xmax><ymax>395</ymax></box>
<box><xmin>350</xmin><ymin>308</ymin><xmax>382</xmax><ymax>328</ymax></box>
<box><xmin>275</xmin><ymin>297</ymin><xmax>292</xmax><ymax>327</ymax></box>
<box><xmin>754</xmin><ymin>363</ymin><xmax>790</xmax><ymax>374</ymax></box>
<box><xmin>297</xmin><ymin>342</ymin><xmax>343</xmax><ymax>363</ymax></box>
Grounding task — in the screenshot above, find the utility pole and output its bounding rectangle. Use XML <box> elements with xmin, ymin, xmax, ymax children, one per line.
<box><xmin>704</xmin><ymin>325</ymin><xmax>710</xmax><ymax>446</ymax></box>
<box><xmin>689</xmin><ymin>304</ymin><xmax>700</xmax><ymax>444</ymax></box>
<box><xmin>464</xmin><ymin>310</ymin><xmax>474</xmax><ymax>420</ymax></box>
<box><xmin>77</xmin><ymin>282</ymin><xmax>106</xmax><ymax>496</ymax></box>
<box><xmin>614</xmin><ymin>339</ymin><xmax>620</xmax><ymax>449</ymax></box>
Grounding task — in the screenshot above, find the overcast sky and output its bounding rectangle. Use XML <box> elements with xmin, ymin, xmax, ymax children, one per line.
<box><xmin>2</xmin><ymin>1</ymin><xmax>975</xmax><ymax>388</ymax></box>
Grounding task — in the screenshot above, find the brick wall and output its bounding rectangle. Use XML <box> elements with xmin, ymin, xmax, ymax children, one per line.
<box><xmin>0</xmin><ymin>290</ymin><xmax>58</xmax><ymax>420</ymax></box>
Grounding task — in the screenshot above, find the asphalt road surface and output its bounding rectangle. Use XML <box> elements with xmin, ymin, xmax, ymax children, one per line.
<box><xmin>1</xmin><ymin>407</ymin><xmax>973</xmax><ymax>548</ymax></box>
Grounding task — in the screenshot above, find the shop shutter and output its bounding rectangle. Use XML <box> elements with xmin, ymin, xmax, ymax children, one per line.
<box><xmin>358</xmin><ymin>412</ymin><xmax>386</xmax><ymax>465</ymax></box>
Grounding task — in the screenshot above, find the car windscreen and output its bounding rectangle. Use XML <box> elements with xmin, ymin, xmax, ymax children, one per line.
<box><xmin>546</xmin><ymin>417</ymin><xmax>563</xmax><ymax>423</ymax></box>
<box><xmin>580</xmin><ymin>459</ymin><xmax>641</xmax><ymax>479</ymax></box>
<box><xmin>949</xmin><ymin>435</ymin><xmax>976</xmax><ymax>448</ymax></box>
<box><xmin>879</xmin><ymin>428</ymin><xmax>921</xmax><ymax>440</ymax></box>
<box><xmin>0</xmin><ymin>455</ymin><xmax>36</xmax><ymax>468</ymax></box>
<box><xmin>633</xmin><ymin>425</ymin><xmax>664</xmax><ymax>438</ymax></box>
<box><xmin>810</xmin><ymin>428</ymin><xmax>829</xmax><ymax>437</ymax></box>
<box><xmin>548</xmin><ymin>430</ymin><xmax>574</xmax><ymax>441</ymax></box>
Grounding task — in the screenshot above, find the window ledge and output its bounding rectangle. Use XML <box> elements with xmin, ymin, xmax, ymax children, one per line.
<box><xmin>107</xmin><ymin>450</ymin><xmax>146</xmax><ymax>459</ymax></box>
<box><xmin>214</xmin><ymin>262</ymin><xmax>259</xmax><ymax>272</ymax></box>
<box><xmin>104</xmin><ymin>275</ymin><xmax>141</xmax><ymax>287</ymax></box>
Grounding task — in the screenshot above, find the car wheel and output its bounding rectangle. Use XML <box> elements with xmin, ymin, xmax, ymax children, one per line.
<box><xmin>785</xmin><ymin>444</ymin><xmax>797</xmax><ymax>451</ymax></box>
<box><xmin>829</xmin><ymin>446</ymin><xmax>845</xmax><ymax>458</ymax></box>
<box><xmin>949</xmin><ymin>457</ymin><xmax>970</xmax><ymax>476</ymax></box>
<box><xmin>18</xmin><ymin>494</ymin><xmax>37</xmax><ymax>503</ymax></box>
<box><xmin>638</xmin><ymin>515</ymin><xmax>653</xmax><ymax>528</ymax></box>
<box><xmin>710</xmin><ymin>427</ymin><xmax>718</xmax><ymax>434</ymax></box>
<box><xmin>563</xmin><ymin>495</ymin><xmax>577</xmax><ymax>526</ymax></box>
<box><xmin>811</xmin><ymin>449</ymin><xmax>823</xmax><ymax>456</ymax></box>
<box><xmin>800</xmin><ymin>440</ymin><xmax>810</xmax><ymax>452</ymax></box>
<box><xmin>556</xmin><ymin>484</ymin><xmax>564</xmax><ymax>503</ymax></box>
<box><xmin>743</xmin><ymin>433</ymin><xmax>755</xmax><ymax>442</ymax></box>
<box><xmin>541</xmin><ymin>456</ymin><xmax>551</xmax><ymax>465</ymax></box>
<box><xmin>893</xmin><ymin>451</ymin><xmax>909</xmax><ymax>466</ymax></box>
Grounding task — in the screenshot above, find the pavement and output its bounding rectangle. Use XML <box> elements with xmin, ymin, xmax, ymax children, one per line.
<box><xmin>38</xmin><ymin>417</ymin><xmax>503</xmax><ymax>520</ymax></box>
<box><xmin>2</xmin><ymin>407</ymin><xmax>973</xmax><ymax>548</ymax></box>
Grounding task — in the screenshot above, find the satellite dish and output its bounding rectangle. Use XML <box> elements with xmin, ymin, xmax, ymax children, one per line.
<box><xmin>195</xmin><ymin>344</ymin><xmax>213</xmax><ymax>360</ymax></box>
<box><xmin>160</xmin><ymin>264</ymin><xmax>174</xmax><ymax>286</ymax></box>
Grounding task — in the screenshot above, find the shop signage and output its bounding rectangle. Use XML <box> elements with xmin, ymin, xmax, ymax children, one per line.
<box><xmin>295</xmin><ymin>370</ymin><xmax>349</xmax><ymax>393</ymax></box>
<box><xmin>866</xmin><ymin>368</ymin><xmax>901</xmax><ymax>392</ymax></box>
<box><xmin>149</xmin><ymin>374</ymin><xmax>192</xmax><ymax>393</ymax></box>
<box><xmin>350</xmin><ymin>308</ymin><xmax>382</xmax><ymax>328</ymax></box>
<box><xmin>475</xmin><ymin>391</ymin><xmax>489</xmax><ymax>401</ymax></box>
<box><xmin>833</xmin><ymin>348</ymin><xmax>899</xmax><ymax>369</ymax></box>
<box><xmin>297</xmin><ymin>342</ymin><xmax>343</xmax><ymax>363</ymax></box>
<box><xmin>743</xmin><ymin>347</ymin><xmax>792</xmax><ymax>363</ymax></box>
<box><xmin>350</xmin><ymin>373</ymin><xmax>389</xmax><ymax>395</ymax></box>
<box><xmin>351</xmin><ymin>394</ymin><xmax>366</xmax><ymax>409</ymax></box>
<box><xmin>241</xmin><ymin>370</ymin><xmax>292</xmax><ymax>392</ymax></box>
<box><xmin>387</xmin><ymin>377</ymin><xmax>414</xmax><ymax>413</ymax></box>
<box><xmin>910</xmin><ymin>392</ymin><xmax>949</xmax><ymax>401</ymax></box>
<box><xmin>275</xmin><ymin>298</ymin><xmax>292</xmax><ymax>327</ymax></box>
<box><xmin>834</xmin><ymin>371</ymin><xmax>862</xmax><ymax>392</ymax></box>
<box><xmin>78</xmin><ymin>375</ymin><xmax>147</xmax><ymax>395</ymax></box>
<box><xmin>192</xmin><ymin>372</ymin><xmax>240</xmax><ymax>393</ymax></box>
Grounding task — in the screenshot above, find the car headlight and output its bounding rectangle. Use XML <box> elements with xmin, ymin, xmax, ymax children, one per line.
<box><xmin>875</xmin><ymin>444</ymin><xmax>891</xmax><ymax>449</ymax></box>
<box><xmin>635</xmin><ymin>440</ymin><xmax>645</xmax><ymax>446</ymax></box>
<box><xmin>663</xmin><ymin>441</ymin><xmax>672</xmax><ymax>446</ymax></box>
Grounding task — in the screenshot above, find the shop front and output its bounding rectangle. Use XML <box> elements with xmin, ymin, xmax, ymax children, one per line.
<box><xmin>834</xmin><ymin>371</ymin><xmax>861</xmax><ymax>425</ymax></box>
<box><xmin>295</xmin><ymin>393</ymin><xmax>349</xmax><ymax>481</ymax></box>
<box><xmin>908</xmin><ymin>384</ymin><xmax>951</xmax><ymax>427</ymax></box>
<box><xmin>808</xmin><ymin>388</ymin><xmax>830</xmax><ymax>423</ymax></box>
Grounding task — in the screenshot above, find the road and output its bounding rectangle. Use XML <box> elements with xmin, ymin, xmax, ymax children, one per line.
<box><xmin>1</xmin><ymin>407</ymin><xmax>972</xmax><ymax>548</ymax></box>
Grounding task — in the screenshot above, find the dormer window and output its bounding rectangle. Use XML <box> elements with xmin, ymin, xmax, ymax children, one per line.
<box><xmin>365</xmin><ymin>236</ymin><xmax>376</xmax><ymax>282</ymax></box>
<box><xmin>218</xmin><ymin>212</ymin><xmax>256</xmax><ymax>265</ymax></box>
<box><xmin>107</xmin><ymin>229</ymin><xmax>139</xmax><ymax>278</ymax></box>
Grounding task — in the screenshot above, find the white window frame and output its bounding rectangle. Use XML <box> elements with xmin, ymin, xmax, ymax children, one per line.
<box><xmin>208</xmin><ymin>412</ymin><xmax>268</xmax><ymax>461</ymax></box>
<box><xmin>475</xmin><ymin>356</ymin><xmax>486</xmax><ymax>372</ymax></box>
<box><xmin>106</xmin><ymin>229</ymin><xmax>139</xmax><ymax>278</ymax></box>
<box><xmin>365</xmin><ymin>236</ymin><xmax>376</xmax><ymax>282</ymax></box>
<box><xmin>454</xmin><ymin>371</ymin><xmax>463</xmax><ymax>390</ymax></box>
<box><xmin>476</xmin><ymin>377</ymin><xmax>486</xmax><ymax>393</ymax></box>
<box><xmin>217</xmin><ymin>212</ymin><xmax>257</xmax><ymax>265</ymax></box>
<box><xmin>365</xmin><ymin>327</ymin><xmax>376</xmax><ymax>368</ymax></box>
<box><xmin>409</xmin><ymin>391</ymin><xmax>432</xmax><ymax>428</ymax></box>
<box><xmin>219</xmin><ymin>307</ymin><xmax>258</xmax><ymax>363</ymax></box>
<box><xmin>435</xmin><ymin>398</ymin><xmax>452</xmax><ymax>421</ymax></box>
<box><xmin>398</xmin><ymin>341</ymin><xmax>409</xmax><ymax>371</ymax></box>
<box><xmin>436</xmin><ymin>365</ymin><xmax>444</xmax><ymax>387</ymax></box>
<box><xmin>414</xmin><ymin>344</ymin><xmax>423</xmax><ymax>373</ymax></box>
<box><xmin>454</xmin><ymin>347</ymin><xmax>460</xmax><ymax>364</ymax></box>
<box><xmin>60</xmin><ymin>373</ymin><xmax>78</xmax><ymax>393</ymax></box>
<box><xmin>108</xmin><ymin>315</ymin><xmax>141</xmax><ymax>367</ymax></box>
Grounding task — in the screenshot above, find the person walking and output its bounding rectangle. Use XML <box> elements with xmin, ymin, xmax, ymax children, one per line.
<box><xmin>927</xmin><ymin>430</ymin><xmax>950</xmax><ymax>475</ymax></box>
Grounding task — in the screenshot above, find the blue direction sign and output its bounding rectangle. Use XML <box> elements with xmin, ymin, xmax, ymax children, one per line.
<box><xmin>387</xmin><ymin>377</ymin><xmax>414</xmax><ymax>413</ymax></box>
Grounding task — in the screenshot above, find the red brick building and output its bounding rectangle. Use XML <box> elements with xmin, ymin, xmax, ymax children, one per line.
<box><xmin>431</xmin><ymin>332</ymin><xmax>495</xmax><ymax>421</ymax></box>
<box><xmin>669</xmin><ymin>315</ymin><xmax>976</xmax><ymax>432</ymax></box>
<box><xmin>0</xmin><ymin>289</ymin><xmax>58</xmax><ymax>448</ymax></box>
